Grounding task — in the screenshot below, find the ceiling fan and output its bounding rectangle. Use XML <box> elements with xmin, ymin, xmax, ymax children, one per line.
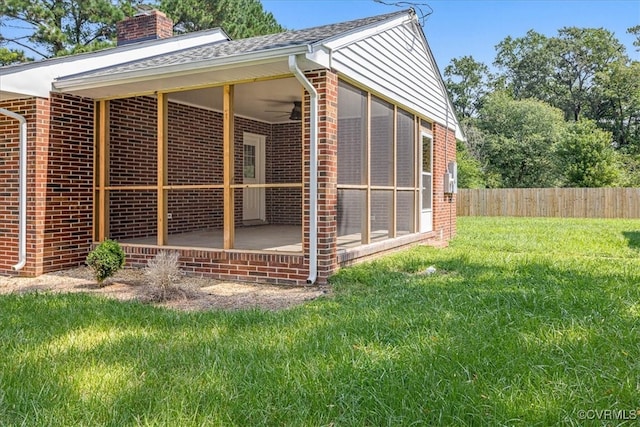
<box><xmin>265</xmin><ymin>101</ymin><xmax>302</xmax><ymax>121</ymax></box>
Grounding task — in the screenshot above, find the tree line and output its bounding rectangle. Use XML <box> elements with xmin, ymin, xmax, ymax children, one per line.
<box><xmin>446</xmin><ymin>26</ymin><xmax>640</xmax><ymax>188</ymax></box>
<box><xmin>0</xmin><ymin>0</ymin><xmax>282</xmax><ymax>62</ymax></box>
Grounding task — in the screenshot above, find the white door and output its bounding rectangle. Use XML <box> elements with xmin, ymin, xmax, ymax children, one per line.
<box><xmin>420</xmin><ymin>131</ymin><xmax>433</xmax><ymax>233</ymax></box>
<box><xmin>243</xmin><ymin>133</ymin><xmax>266</xmax><ymax>222</ymax></box>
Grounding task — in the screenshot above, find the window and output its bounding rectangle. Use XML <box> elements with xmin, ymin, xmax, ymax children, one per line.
<box><xmin>370</xmin><ymin>96</ymin><xmax>394</xmax><ymax>187</ymax></box>
<box><xmin>337</xmin><ymin>81</ymin><xmax>367</xmax><ymax>185</ymax></box>
<box><xmin>422</xmin><ymin>133</ymin><xmax>432</xmax><ymax>210</ymax></box>
<box><xmin>420</xmin><ymin>132</ymin><xmax>433</xmax><ymax>233</ymax></box>
<box><xmin>243</xmin><ymin>144</ymin><xmax>256</xmax><ymax>179</ymax></box>
<box><xmin>396</xmin><ymin>109</ymin><xmax>415</xmax><ymax>188</ymax></box>
<box><xmin>337</xmin><ymin>80</ymin><xmax>425</xmax><ymax>246</ymax></box>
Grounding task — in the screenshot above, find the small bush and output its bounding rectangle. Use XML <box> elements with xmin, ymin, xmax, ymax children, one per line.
<box><xmin>86</xmin><ymin>240</ymin><xmax>125</xmax><ymax>286</ymax></box>
<box><xmin>145</xmin><ymin>251</ymin><xmax>181</xmax><ymax>288</ymax></box>
<box><xmin>144</xmin><ymin>251</ymin><xmax>188</xmax><ymax>301</ymax></box>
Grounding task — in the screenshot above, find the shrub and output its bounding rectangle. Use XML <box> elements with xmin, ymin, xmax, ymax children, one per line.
<box><xmin>86</xmin><ymin>240</ymin><xmax>126</xmax><ymax>286</ymax></box>
<box><xmin>144</xmin><ymin>251</ymin><xmax>195</xmax><ymax>301</ymax></box>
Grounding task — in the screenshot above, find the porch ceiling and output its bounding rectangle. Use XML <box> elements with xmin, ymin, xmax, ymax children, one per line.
<box><xmin>55</xmin><ymin>58</ymin><xmax>309</xmax><ymax>124</ymax></box>
<box><xmin>58</xmin><ymin>57</ymin><xmax>292</xmax><ymax>98</ymax></box>
<box><xmin>169</xmin><ymin>77</ymin><xmax>303</xmax><ymax>123</ymax></box>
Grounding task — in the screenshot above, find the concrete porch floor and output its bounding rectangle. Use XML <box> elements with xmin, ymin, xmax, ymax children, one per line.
<box><xmin>120</xmin><ymin>225</ymin><xmax>402</xmax><ymax>252</ymax></box>
<box><xmin>122</xmin><ymin>225</ymin><xmax>304</xmax><ymax>252</ymax></box>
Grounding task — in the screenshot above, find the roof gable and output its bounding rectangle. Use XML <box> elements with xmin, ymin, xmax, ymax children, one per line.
<box><xmin>327</xmin><ymin>16</ymin><xmax>461</xmax><ymax>139</ymax></box>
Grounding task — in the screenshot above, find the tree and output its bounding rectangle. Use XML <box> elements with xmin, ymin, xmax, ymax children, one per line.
<box><xmin>0</xmin><ymin>0</ymin><xmax>141</xmax><ymax>58</ymax></box>
<box><xmin>629</xmin><ymin>25</ymin><xmax>640</xmax><ymax>51</ymax></box>
<box><xmin>456</xmin><ymin>139</ymin><xmax>486</xmax><ymax>188</ymax></box>
<box><xmin>444</xmin><ymin>56</ymin><xmax>491</xmax><ymax>119</ymax></box>
<box><xmin>477</xmin><ymin>92</ymin><xmax>565</xmax><ymax>188</ymax></box>
<box><xmin>455</xmin><ymin>119</ymin><xmax>495</xmax><ymax>188</ymax></box>
<box><xmin>494</xmin><ymin>27</ymin><xmax>629</xmax><ymax>123</ymax></box>
<box><xmin>549</xmin><ymin>27</ymin><xmax>627</xmax><ymax>121</ymax></box>
<box><xmin>157</xmin><ymin>0</ymin><xmax>284</xmax><ymax>39</ymax></box>
<box><xmin>617</xmin><ymin>151</ymin><xmax>640</xmax><ymax>187</ymax></box>
<box><xmin>494</xmin><ymin>30</ymin><xmax>556</xmax><ymax>101</ymax></box>
<box><xmin>594</xmin><ymin>60</ymin><xmax>640</xmax><ymax>149</ymax></box>
<box><xmin>459</xmin><ymin>118</ymin><xmax>488</xmax><ymax>164</ymax></box>
<box><xmin>0</xmin><ymin>46</ymin><xmax>31</xmax><ymax>65</ymax></box>
<box><xmin>556</xmin><ymin>119</ymin><xmax>619</xmax><ymax>187</ymax></box>
<box><xmin>0</xmin><ymin>0</ymin><xmax>284</xmax><ymax>61</ymax></box>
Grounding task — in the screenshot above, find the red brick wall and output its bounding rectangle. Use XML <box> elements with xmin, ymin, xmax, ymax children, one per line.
<box><xmin>117</xmin><ymin>10</ymin><xmax>173</xmax><ymax>46</ymax></box>
<box><xmin>267</xmin><ymin>122</ymin><xmax>302</xmax><ymax>225</ymax></box>
<box><xmin>0</xmin><ymin>95</ymin><xmax>94</xmax><ymax>276</ymax></box>
<box><xmin>303</xmin><ymin>70</ymin><xmax>339</xmax><ymax>284</ymax></box>
<box><xmin>109</xmin><ymin>97</ymin><xmax>157</xmax><ymax>187</ymax></box>
<box><xmin>108</xmin><ymin>97</ymin><xmax>301</xmax><ymax>240</ymax></box>
<box><xmin>170</xmin><ymin>103</ymin><xmax>224</xmax><ymax>234</ymax></box>
<box><xmin>432</xmin><ymin>122</ymin><xmax>457</xmax><ymax>240</ymax></box>
<box><xmin>109</xmin><ymin>97</ymin><xmax>158</xmax><ymax>239</ymax></box>
<box><xmin>42</xmin><ymin>94</ymin><xmax>94</xmax><ymax>272</ymax></box>
<box><xmin>122</xmin><ymin>246</ymin><xmax>307</xmax><ymax>285</ymax></box>
<box><xmin>0</xmin><ymin>98</ymin><xmax>37</xmax><ymax>275</ymax></box>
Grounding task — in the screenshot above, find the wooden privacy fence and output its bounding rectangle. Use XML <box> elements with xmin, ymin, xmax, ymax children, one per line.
<box><xmin>457</xmin><ymin>188</ymin><xmax>640</xmax><ymax>218</ymax></box>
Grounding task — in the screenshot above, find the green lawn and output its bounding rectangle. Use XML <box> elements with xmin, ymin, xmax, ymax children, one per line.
<box><xmin>1</xmin><ymin>217</ymin><xmax>639</xmax><ymax>426</ymax></box>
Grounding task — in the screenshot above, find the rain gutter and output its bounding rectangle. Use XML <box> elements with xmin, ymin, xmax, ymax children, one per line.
<box><xmin>1</xmin><ymin>108</ymin><xmax>27</xmax><ymax>271</ymax></box>
<box><xmin>288</xmin><ymin>54</ymin><xmax>318</xmax><ymax>285</ymax></box>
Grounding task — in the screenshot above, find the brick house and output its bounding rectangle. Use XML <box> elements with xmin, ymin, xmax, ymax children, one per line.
<box><xmin>0</xmin><ymin>9</ymin><xmax>461</xmax><ymax>285</ymax></box>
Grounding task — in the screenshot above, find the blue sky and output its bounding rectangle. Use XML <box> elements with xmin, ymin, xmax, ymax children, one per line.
<box><xmin>2</xmin><ymin>0</ymin><xmax>637</xmax><ymax>68</ymax></box>
<box><xmin>262</xmin><ymin>0</ymin><xmax>639</xmax><ymax>69</ymax></box>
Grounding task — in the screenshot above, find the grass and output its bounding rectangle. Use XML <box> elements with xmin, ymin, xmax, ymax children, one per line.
<box><xmin>1</xmin><ymin>217</ymin><xmax>639</xmax><ymax>426</ymax></box>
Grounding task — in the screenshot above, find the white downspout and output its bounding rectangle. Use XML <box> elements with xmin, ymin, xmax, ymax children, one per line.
<box><xmin>288</xmin><ymin>55</ymin><xmax>318</xmax><ymax>284</ymax></box>
<box><xmin>1</xmin><ymin>108</ymin><xmax>27</xmax><ymax>271</ymax></box>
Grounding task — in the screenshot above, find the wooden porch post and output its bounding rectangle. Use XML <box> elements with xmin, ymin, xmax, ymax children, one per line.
<box><xmin>391</xmin><ymin>105</ymin><xmax>397</xmax><ymax>238</ymax></box>
<box><xmin>157</xmin><ymin>92</ymin><xmax>168</xmax><ymax>246</ymax></box>
<box><xmin>96</xmin><ymin>100</ymin><xmax>110</xmax><ymax>241</ymax></box>
<box><xmin>223</xmin><ymin>85</ymin><xmax>235</xmax><ymax>249</ymax></box>
<box><xmin>414</xmin><ymin>116</ymin><xmax>420</xmax><ymax>233</ymax></box>
<box><xmin>363</xmin><ymin>93</ymin><xmax>371</xmax><ymax>244</ymax></box>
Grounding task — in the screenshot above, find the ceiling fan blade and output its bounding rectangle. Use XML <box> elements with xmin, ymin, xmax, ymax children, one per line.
<box><xmin>260</xmin><ymin>99</ymin><xmax>297</xmax><ymax>104</ymax></box>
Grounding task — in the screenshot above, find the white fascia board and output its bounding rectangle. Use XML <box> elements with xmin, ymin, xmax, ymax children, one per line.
<box><xmin>304</xmin><ymin>46</ymin><xmax>331</xmax><ymax>69</ymax></box>
<box><xmin>53</xmin><ymin>45</ymin><xmax>310</xmax><ymax>94</ymax></box>
<box><xmin>0</xmin><ymin>30</ymin><xmax>229</xmax><ymax>99</ymax></box>
<box><xmin>314</xmin><ymin>13</ymin><xmax>413</xmax><ymax>52</ymax></box>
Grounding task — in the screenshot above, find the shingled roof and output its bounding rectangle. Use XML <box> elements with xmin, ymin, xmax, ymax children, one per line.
<box><xmin>57</xmin><ymin>9</ymin><xmax>410</xmax><ymax>81</ymax></box>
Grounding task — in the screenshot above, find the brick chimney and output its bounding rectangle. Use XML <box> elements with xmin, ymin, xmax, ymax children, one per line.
<box><xmin>117</xmin><ymin>10</ymin><xmax>173</xmax><ymax>46</ymax></box>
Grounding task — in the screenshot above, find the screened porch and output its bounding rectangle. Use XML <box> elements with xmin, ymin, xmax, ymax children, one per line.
<box><xmin>93</xmin><ymin>78</ymin><xmax>307</xmax><ymax>253</ymax></box>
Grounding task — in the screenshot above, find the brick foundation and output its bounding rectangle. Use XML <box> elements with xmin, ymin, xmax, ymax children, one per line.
<box><xmin>121</xmin><ymin>245</ymin><xmax>307</xmax><ymax>285</ymax></box>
